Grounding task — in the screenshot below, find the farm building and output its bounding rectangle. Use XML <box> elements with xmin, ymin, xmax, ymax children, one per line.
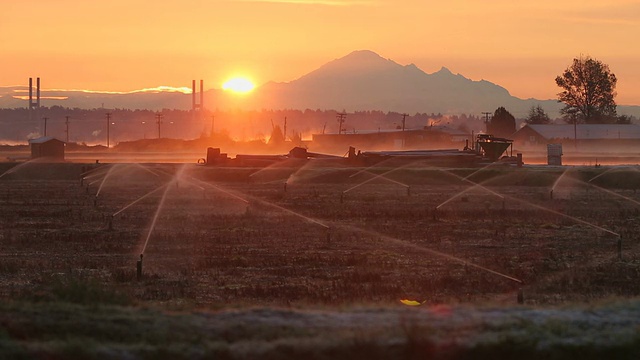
<box><xmin>311</xmin><ymin>126</ymin><xmax>470</xmax><ymax>153</ymax></box>
<box><xmin>29</xmin><ymin>136</ymin><xmax>65</xmax><ymax>160</ymax></box>
<box><xmin>512</xmin><ymin>124</ymin><xmax>640</xmax><ymax>151</ymax></box>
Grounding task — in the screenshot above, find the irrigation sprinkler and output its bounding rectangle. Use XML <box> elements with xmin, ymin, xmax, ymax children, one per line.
<box><xmin>549</xmin><ymin>190</ymin><xmax>554</xmax><ymax>200</ymax></box>
<box><xmin>283</xmin><ymin>182</ymin><xmax>287</xmax><ymax>193</ymax></box>
<box><xmin>326</xmin><ymin>229</ymin><xmax>331</xmax><ymax>244</ymax></box>
<box><xmin>618</xmin><ymin>237</ymin><xmax>623</xmax><ymax>260</ymax></box>
<box><xmin>340</xmin><ymin>192</ymin><xmax>344</xmax><ymax>203</ymax></box>
<box><xmin>407</xmin><ymin>186</ymin><xmax>411</xmax><ymax>197</ymax></box>
<box><xmin>108</xmin><ymin>215</ymin><xmax>113</xmax><ymax>231</ymax></box>
<box><xmin>517</xmin><ymin>288</ymin><xmax>524</xmax><ymax>304</ymax></box>
<box><xmin>433</xmin><ymin>207</ymin><xmax>439</xmax><ymax>221</ymax></box>
<box><xmin>93</xmin><ymin>196</ymin><xmax>98</xmax><ymax>207</ymax></box>
<box><xmin>137</xmin><ymin>254</ymin><xmax>143</xmax><ymax>281</ymax></box>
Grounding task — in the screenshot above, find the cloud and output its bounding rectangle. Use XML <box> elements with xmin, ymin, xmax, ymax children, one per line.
<box><xmin>12</xmin><ymin>86</ymin><xmax>192</xmax><ymax>95</ymax></box>
<box><xmin>233</xmin><ymin>0</ymin><xmax>377</xmax><ymax>5</ymax></box>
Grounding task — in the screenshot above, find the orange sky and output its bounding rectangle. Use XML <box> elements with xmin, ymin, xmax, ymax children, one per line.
<box><xmin>3</xmin><ymin>0</ymin><xmax>640</xmax><ymax>105</ymax></box>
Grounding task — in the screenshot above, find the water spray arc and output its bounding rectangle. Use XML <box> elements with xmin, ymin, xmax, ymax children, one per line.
<box><xmin>342</xmin><ymin>160</ymin><xmax>422</xmax><ymax>195</ymax></box>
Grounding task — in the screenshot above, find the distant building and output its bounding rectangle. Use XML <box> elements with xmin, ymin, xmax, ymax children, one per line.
<box><xmin>512</xmin><ymin>124</ymin><xmax>640</xmax><ymax>150</ymax></box>
<box><xmin>29</xmin><ymin>136</ymin><xmax>65</xmax><ymax>160</ymax></box>
<box><xmin>311</xmin><ymin>127</ymin><xmax>470</xmax><ymax>152</ymax></box>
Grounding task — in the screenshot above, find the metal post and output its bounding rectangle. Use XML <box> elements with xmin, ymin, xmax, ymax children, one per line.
<box><xmin>136</xmin><ymin>254</ymin><xmax>143</xmax><ymax>281</ymax></box>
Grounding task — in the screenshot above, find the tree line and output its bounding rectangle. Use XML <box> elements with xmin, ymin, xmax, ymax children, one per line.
<box><xmin>486</xmin><ymin>55</ymin><xmax>636</xmax><ymax>138</ymax></box>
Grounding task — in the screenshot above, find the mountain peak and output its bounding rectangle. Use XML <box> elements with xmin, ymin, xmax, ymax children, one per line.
<box><xmin>343</xmin><ymin>49</ymin><xmax>385</xmax><ymax>61</ymax></box>
<box><xmin>296</xmin><ymin>50</ymin><xmax>400</xmax><ymax>83</ymax></box>
<box><xmin>335</xmin><ymin>50</ymin><xmax>398</xmax><ymax>67</ymax></box>
<box><xmin>435</xmin><ymin>66</ymin><xmax>453</xmax><ymax>75</ymax></box>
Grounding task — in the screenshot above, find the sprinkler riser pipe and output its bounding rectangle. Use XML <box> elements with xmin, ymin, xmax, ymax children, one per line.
<box><xmin>517</xmin><ymin>288</ymin><xmax>524</xmax><ymax>304</ymax></box>
<box><xmin>136</xmin><ymin>260</ymin><xmax>142</xmax><ymax>280</ymax></box>
<box><xmin>618</xmin><ymin>237</ymin><xmax>622</xmax><ymax>260</ymax></box>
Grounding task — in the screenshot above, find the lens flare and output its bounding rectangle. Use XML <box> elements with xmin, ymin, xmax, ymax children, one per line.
<box><xmin>222</xmin><ymin>77</ymin><xmax>255</xmax><ymax>93</ymax></box>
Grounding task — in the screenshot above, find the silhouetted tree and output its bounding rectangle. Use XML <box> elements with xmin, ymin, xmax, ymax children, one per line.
<box><xmin>556</xmin><ymin>56</ymin><xmax>617</xmax><ymax>124</ymax></box>
<box><xmin>268</xmin><ymin>125</ymin><xmax>284</xmax><ymax>145</ymax></box>
<box><xmin>616</xmin><ymin>114</ymin><xmax>634</xmax><ymax>124</ymax></box>
<box><xmin>488</xmin><ymin>107</ymin><xmax>516</xmax><ymax>138</ymax></box>
<box><xmin>525</xmin><ymin>105</ymin><xmax>551</xmax><ymax>124</ymax></box>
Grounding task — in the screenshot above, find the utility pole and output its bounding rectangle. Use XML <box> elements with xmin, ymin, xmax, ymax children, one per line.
<box><xmin>401</xmin><ymin>113</ymin><xmax>409</xmax><ymax>149</ymax></box>
<box><xmin>155</xmin><ymin>113</ymin><xmax>163</xmax><ymax>139</ymax></box>
<box><xmin>401</xmin><ymin>113</ymin><xmax>409</xmax><ymax>131</ymax></box>
<box><xmin>65</xmin><ymin>116</ymin><xmax>70</xmax><ymax>143</ymax></box>
<box><xmin>283</xmin><ymin>117</ymin><xmax>287</xmax><ymax>142</ymax></box>
<box><xmin>105</xmin><ymin>112</ymin><xmax>112</xmax><ymax>148</ymax></box>
<box><xmin>482</xmin><ymin>112</ymin><xmax>492</xmax><ymax>133</ymax></box>
<box><xmin>336</xmin><ymin>112</ymin><xmax>347</xmax><ymax>135</ymax></box>
<box><xmin>42</xmin><ymin>117</ymin><xmax>48</xmax><ymax>137</ymax></box>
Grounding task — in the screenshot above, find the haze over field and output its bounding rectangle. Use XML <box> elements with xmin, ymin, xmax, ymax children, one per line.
<box><xmin>2</xmin><ymin>0</ymin><xmax>640</xmax><ymax>106</ymax></box>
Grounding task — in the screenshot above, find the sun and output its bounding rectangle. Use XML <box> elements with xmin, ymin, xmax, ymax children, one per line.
<box><xmin>222</xmin><ymin>77</ymin><xmax>255</xmax><ymax>93</ymax></box>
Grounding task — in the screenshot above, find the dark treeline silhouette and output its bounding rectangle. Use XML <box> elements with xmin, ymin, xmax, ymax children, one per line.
<box><xmin>0</xmin><ymin>106</ymin><xmax>483</xmax><ymax>145</ymax></box>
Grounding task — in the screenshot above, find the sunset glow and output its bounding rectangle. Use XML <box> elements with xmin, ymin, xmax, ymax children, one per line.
<box><xmin>1</xmin><ymin>0</ymin><xmax>639</xmax><ymax>104</ymax></box>
<box><xmin>222</xmin><ymin>78</ymin><xmax>256</xmax><ymax>93</ymax></box>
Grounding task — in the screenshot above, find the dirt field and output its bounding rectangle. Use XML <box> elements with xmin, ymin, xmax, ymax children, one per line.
<box><xmin>1</xmin><ymin>160</ymin><xmax>640</xmax><ymax>308</ymax></box>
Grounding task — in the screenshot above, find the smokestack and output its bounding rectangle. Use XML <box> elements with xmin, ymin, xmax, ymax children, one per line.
<box><xmin>200</xmin><ymin>80</ymin><xmax>204</xmax><ymax>111</ymax></box>
<box><xmin>192</xmin><ymin>80</ymin><xmax>196</xmax><ymax>111</ymax></box>
<box><xmin>29</xmin><ymin>78</ymin><xmax>33</xmax><ymax>108</ymax></box>
<box><xmin>36</xmin><ymin>77</ymin><xmax>40</xmax><ymax>108</ymax></box>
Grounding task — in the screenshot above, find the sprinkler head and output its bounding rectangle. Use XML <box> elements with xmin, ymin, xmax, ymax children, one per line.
<box><xmin>140</xmin><ymin>254</ymin><xmax>144</xmax><ymax>261</ymax></box>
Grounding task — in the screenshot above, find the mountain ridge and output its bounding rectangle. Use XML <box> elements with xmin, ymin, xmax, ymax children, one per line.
<box><xmin>1</xmin><ymin>50</ymin><xmax>639</xmax><ymax>118</ymax></box>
